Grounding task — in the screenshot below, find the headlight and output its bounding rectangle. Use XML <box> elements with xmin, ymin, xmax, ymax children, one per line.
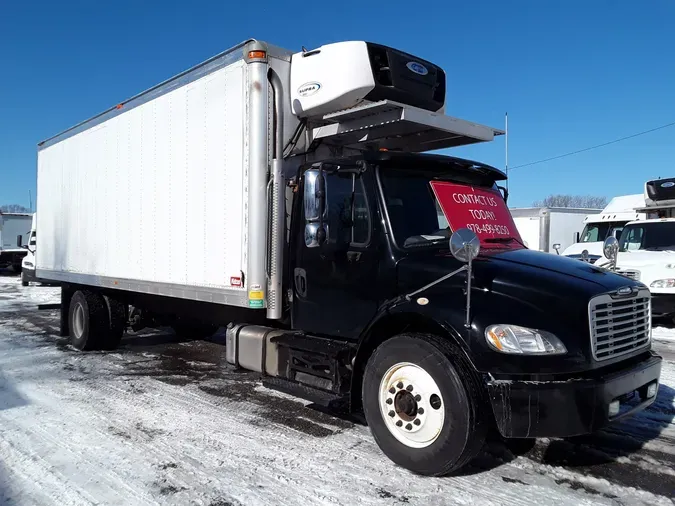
<box><xmin>650</xmin><ymin>279</ymin><xmax>675</xmax><ymax>288</ymax></box>
<box><xmin>485</xmin><ymin>324</ymin><xmax>567</xmax><ymax>355</ymax></box>
<box><xmin>23</xmin><ymin>262</ymin><xmax>34</xmax><ymax>268</ymax></box>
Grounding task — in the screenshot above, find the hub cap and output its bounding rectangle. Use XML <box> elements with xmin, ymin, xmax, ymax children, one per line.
<box><xmin>378</xmin><ymin>362</ymin><xmax>445</xmax><ymax>448</ymax></box>
<box><xmin>73</xmin><ymin>303</ymin><xmax>85</xmax><ymax>339</ymax></box>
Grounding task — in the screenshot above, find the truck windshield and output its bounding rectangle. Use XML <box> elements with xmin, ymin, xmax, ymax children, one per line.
<box><xmin>379</xmin><ymin>167</ymin><xmax>523</xmax><ymax>250</ymax></box>
<box><xmin>580</xmin><ymin>221</ymin><xmax>627</xmax><ymax>242</ymax></box>
<box><xmin>619</xmin><ymin>222</ymin><xmax>675</xmax><ymax>252</ymax></box>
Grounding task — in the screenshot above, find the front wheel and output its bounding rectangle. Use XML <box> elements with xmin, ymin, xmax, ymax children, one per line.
<box><xmin>362</xmin><ymin>333</ymin><xmax>487</xmax><ymax>476</ymax></box>
<box><xmin>21</xmin><ymin>271</ymin><xmax>28</xmax><ymax>287</ymax></box>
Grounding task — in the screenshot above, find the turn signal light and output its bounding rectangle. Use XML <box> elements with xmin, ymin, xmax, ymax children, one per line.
<box><xmin>248</xmin><ymin>50</ymin><xmax>267</xmax><ymax>60</ymax></box>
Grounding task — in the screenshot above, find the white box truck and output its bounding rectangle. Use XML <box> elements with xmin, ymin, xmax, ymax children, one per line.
<box><xmin>0</xmin><ymin>212</ymin><xmax>32</xmax><ymax>272</ymax></box>
<box><xmin>561</xmin><ymin>194</ymin><xmax>645</xmax><ymax>263</ymax></box>
<box><xmin>510</xmin><ymin>207</ymin><xmax>601</xmax><ymax>254</ymax></box>
<box><xmin>36</xmin><ymin>39</ymin><xmax>662</xmax><ymax>476</ymax></box>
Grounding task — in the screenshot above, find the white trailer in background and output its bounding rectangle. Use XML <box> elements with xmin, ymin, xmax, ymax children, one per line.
<box><xmin>561</xmin><ymin>194</ymin><xmax>645</xmax><ymax>263</ymax></box>
<box><xmin>510</xmin><ymin>207</ymin><xmax>600</xmax><ymax>254</ymax></box>
<box><xmin>0</xmin><ymin>212</ymin><xmax>32</xmax><ymax>271</ymax></box>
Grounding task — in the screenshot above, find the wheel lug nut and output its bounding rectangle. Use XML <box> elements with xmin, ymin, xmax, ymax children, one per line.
<box><xmin>413</xmin><ymin>419</ymin><xmax>421</xmax><ymax>426</ymax></box>
<box><xmin>389</xmin><ymin>387</ymin><xmax>396</xmax><ymax>394</ymax></box>
<box><xmin>414</xmin><ymin>394</ymin><xmax>421</xmax><ymax>402</ymax></box>
<box><xmin>405</xmin><ymin>423</ymin><xmax>413</xmax><ymax>431</ymax></box>
<box><xmin>418</xmin><ymin>408</ymin><xmax>424</xmax><ymax>415</ymax></box>
<box><xmin>397</xmin><ymin>382</ymin><xmax>403</xmax><ymax>389</ymax></box>
<box><xmin>388</xmin><ymin>410</ymin><xmax>395</xmax><ymax>417</ymax></box>
<box><xmin>386</xmin><ymin>398</ymin><xmax>393</xmax><ymax>405</ymax></box>
<box><xmin>406</xmin><ymin>385</ymin><xmax>413</xmax><ymax>392</ymax></box>
<box><xmin>396</xmin><ymin>421</ymin><xmax>403</xmax><ymax>427</ymax></box>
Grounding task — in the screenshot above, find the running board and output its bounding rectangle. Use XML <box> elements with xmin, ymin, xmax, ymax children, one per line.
<box><xmin>262</xmin><ymin>377</ymin><xmax>348</xmax><ymax>409</ymax></box>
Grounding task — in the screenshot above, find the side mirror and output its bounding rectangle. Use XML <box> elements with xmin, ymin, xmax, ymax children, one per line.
<box><xmin>575</xmin><ymin>232</ymin><xmax>580</xmax><ymax>243</ymax></box>
<box><xmin>603</xmin><ymin>236</ymin><xmax>619</xmax><ymax>270</ymax></box>
<box><xmin>449</xmin><ymin>228</ymin><xmax>480</xmax><ymax>263</ymax></box>
<box><xmin>16</xmin><ymin>235</ymin><xmax>22</xmax><ymax>248</ymax></box>
<box><xmin>305</xmin><ymin>222</ymin><xmax>330</xmax><ymax>248</ymax></box>
<box><xmin>553</xmin><ymin>243</ymin><xmax>561</xmax><ymax>255</ymax></box>
<box><xmin>303</xmin><ymin>168</ymin><xmax>327</xmax><ymax>248</ymax></box>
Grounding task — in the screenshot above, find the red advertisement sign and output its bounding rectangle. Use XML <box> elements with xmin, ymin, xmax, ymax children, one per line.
<box><xmin>430</xmin><ymin>181</ymin><xmax>523</xmax><ymax>249</ymax></box>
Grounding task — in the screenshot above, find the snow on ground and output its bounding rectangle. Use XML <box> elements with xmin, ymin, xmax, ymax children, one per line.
<box><xmin>0</xmin><ymin>272</ymin><xmax>674</xmax><ymax>506</ymax></box>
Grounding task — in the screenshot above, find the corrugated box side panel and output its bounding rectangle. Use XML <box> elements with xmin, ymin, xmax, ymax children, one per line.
<box><xmin>37</xmin><ymin>60</ymin><xmax>248</xmax><ymax>295</ymax></box>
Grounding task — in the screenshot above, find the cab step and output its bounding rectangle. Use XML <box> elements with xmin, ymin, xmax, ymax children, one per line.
<box><xmin>262</xmin><ymin>376</ymin><xmax>348</xmax><ymax>409</ymax></box>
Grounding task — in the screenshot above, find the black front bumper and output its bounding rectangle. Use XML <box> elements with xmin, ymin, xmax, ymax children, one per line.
<box><xmin>651</xmin><ymin>294</ymin><xmax>675</xmax><ymax>318</ymax></box>
<box><xmin>487</xmin><ymin>351</ymin><xmax>662</xmax><ymax>438</ymax></box>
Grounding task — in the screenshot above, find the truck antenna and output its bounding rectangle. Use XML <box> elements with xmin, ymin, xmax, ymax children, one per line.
<box><xmin>505</xmin><ymin>112</ymin><xmax>509</xmax><ymax>191</ymax></box>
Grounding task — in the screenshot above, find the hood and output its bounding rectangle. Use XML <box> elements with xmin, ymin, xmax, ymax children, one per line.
<box><xmin>397</xmin><ymin>247</ymin><xmax>644</xmax><ymax>303</ymax></box>
<box><xmin>561</xmin><ymin>241</ymin><xmax>604</xmax><ymax>257</ymax></box>
<box><xmin>617</xmin><ymin>249</ymin><xmax>675</xmax><ymax>268</ymax></box>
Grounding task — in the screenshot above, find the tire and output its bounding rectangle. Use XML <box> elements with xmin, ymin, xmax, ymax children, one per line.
<box><xmin>102</xmin><ymin>296</ymin><xmax>127</xmax><ymax>350</ymax></box>
<box><xmin>68</xmin><ymin>290</ymin><xmax>111</xmax><ymax>351</ymax></box>
<box><xmin>21</xmin><ymin>272</ymin><xmax>28</xmax><ymax>287</ymax></box>
<box><xmin>362</xmin><ymin>333</ymin><xmax>487</xmax><ymax>476</ymax></box>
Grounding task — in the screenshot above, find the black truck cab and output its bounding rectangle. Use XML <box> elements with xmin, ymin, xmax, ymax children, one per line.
<box><xmin>280</xmin><ymin>150</ymin><xmax>662</xmax><ymax>475</ymax></box>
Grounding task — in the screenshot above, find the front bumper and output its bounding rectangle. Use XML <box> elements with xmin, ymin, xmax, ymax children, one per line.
<box><xmin>650</xmin><ymin>293</ymin><xmax>675</xmax><ymax>318</ymax></box>
<box><xmin>487</xmin><ymin>351</ymin><xmax>662</xmax><ymax>438</ymax></box>
<box><xmin>22</xmin><ymin>267</ymin><xmax>37</xmax><ymax>283</ymax></box>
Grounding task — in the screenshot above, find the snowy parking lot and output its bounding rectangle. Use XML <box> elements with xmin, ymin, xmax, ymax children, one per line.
<box><xmin>0</xmin><ymin>272</ymin><xmax>673</xmax><ymax>506</ymax></box>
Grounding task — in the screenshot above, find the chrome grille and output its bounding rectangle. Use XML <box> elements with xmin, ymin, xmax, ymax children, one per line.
<box><xmin>588</xmin><ymin>289</ymin><xmax>651</xmax><ymax>361</ymax></box>
<box><xmin>616</xmin><ymin>270</ymin><xmax>640</xmax><ymax>281</ymax></box>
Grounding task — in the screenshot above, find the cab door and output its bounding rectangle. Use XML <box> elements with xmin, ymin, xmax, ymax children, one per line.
<box><xmin>290</xmin><ymin>166</ymin><xmax>380</xmax><ymax>340</ymax></box>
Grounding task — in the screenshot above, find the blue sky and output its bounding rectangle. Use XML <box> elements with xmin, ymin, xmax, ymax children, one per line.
<box><xmin>1</xmin><ymin>0</ymin><xmax>673</xmax><ymax>208</ymax></box>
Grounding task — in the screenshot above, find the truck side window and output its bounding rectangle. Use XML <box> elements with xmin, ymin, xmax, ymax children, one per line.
<box><xmin>327</xmin><ymin>172</ymin><xmax>370</xmax><ymax>246</ymax></box>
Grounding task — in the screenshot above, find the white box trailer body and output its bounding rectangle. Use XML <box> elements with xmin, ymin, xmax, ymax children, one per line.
<box><xmin>37</xmin><ymin>43</ymin><xmax>296</xmax><ymax>310</ymax></box>
<box><xmin>510</xmin><ymin>207</ymin><xmax>600</xmax><ymax>253</ymax></box>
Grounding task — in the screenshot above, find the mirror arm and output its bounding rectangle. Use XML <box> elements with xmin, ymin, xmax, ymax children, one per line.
<box><xmin>465</xmin><ymin>260</ymin><xmax>473</xmax><ymax>328</ymax></box>
<box><xmin>404</xmin><ymin>265</ymin><xmax>469</xmax><ymax>301</ymax></box>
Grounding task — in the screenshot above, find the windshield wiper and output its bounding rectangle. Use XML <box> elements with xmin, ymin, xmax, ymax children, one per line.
<box><xmin>483</xmin><ymin>236</ymin><xmax>526</xmax><ymax>248</ymax></box>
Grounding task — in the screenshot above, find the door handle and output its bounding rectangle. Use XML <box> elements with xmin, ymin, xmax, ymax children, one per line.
<box><xmin>294</xmin><ymin>268</ymin><xmax>308</xmax><ymax>297</ymax></box>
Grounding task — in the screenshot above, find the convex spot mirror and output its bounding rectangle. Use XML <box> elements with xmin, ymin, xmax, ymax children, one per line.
<box><xmin>603</xmin><ymin>236</ymin><xmax>619</xmax><ymax>262</ymax></box>
<box><xmin>450</xmin><ymin>228</ymin><xmax>480</xmax><ymax>263</ymax></box>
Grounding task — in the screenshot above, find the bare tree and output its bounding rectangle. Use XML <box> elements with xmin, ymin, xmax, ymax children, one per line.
<box><xmin>0</xmin><ymin>204</ymin><xmax>31</xmax><ymax>213</ymax></box>
<box><xmin>532</xmin><ymin>194</ymin><xmax>607</xmax><ymax>209</ymax></box>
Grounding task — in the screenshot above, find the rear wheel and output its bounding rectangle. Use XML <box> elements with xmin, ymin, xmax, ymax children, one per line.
<box><xmin>103</xmin><ymin>296</ymin><xmax>127</xmax><ymax>350</ymax></box>
<box><xmin>69</xmin><ymin>290</ymin><xmax>111</xmax><ymax>351</ymax></box>
<box><xmin>362</xmin><ymin>333</ymin><xmax>487</xmax><ymax>476</ymax></box>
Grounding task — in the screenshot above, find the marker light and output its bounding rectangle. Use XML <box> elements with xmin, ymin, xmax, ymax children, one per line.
<box><xmin>608</xmin><ymin>400</ymin><xmax>620</xmax><ymax>417</ymax></box>
<box><xmin>248</xmin><ymin>50</ymin><xmax>267</xmax><ymax>60</ymax></box>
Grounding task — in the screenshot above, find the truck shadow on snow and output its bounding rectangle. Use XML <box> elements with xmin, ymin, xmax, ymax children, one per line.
<box><xmin>0</xmin><ymin>371</ymin><xmax>29</xmax><ymax>412</ymax></box>
<box><xmin>463</xmin><ymin>383</ymin><xmax>675</xmax><ymax>497</ymax></box>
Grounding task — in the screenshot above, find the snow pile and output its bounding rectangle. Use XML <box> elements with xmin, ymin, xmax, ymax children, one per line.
<box><xmin>652</xmin><ymin>326</ymin><xmax>675</xmax><ymax>343</ymax></box>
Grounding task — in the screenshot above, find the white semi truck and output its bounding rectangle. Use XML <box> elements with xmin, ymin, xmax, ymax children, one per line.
<box><xmin>0</xmin><ymin>212</ymin><xmax>32</xmax><ymax>272</ymax></box>
<box><xmin>35</xmin><ymin>39</ymin><xmax>662</xmax><ymax>476</ymax></box>
<box><xmin>561</xmin><ymin>194</ymin><xmax>645</xmax><ymax>263</ymax></box>
<box><xmin>607</xmin><ymin>178</ymin><xmax>675</xmax><ymax>324</ymax></box>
